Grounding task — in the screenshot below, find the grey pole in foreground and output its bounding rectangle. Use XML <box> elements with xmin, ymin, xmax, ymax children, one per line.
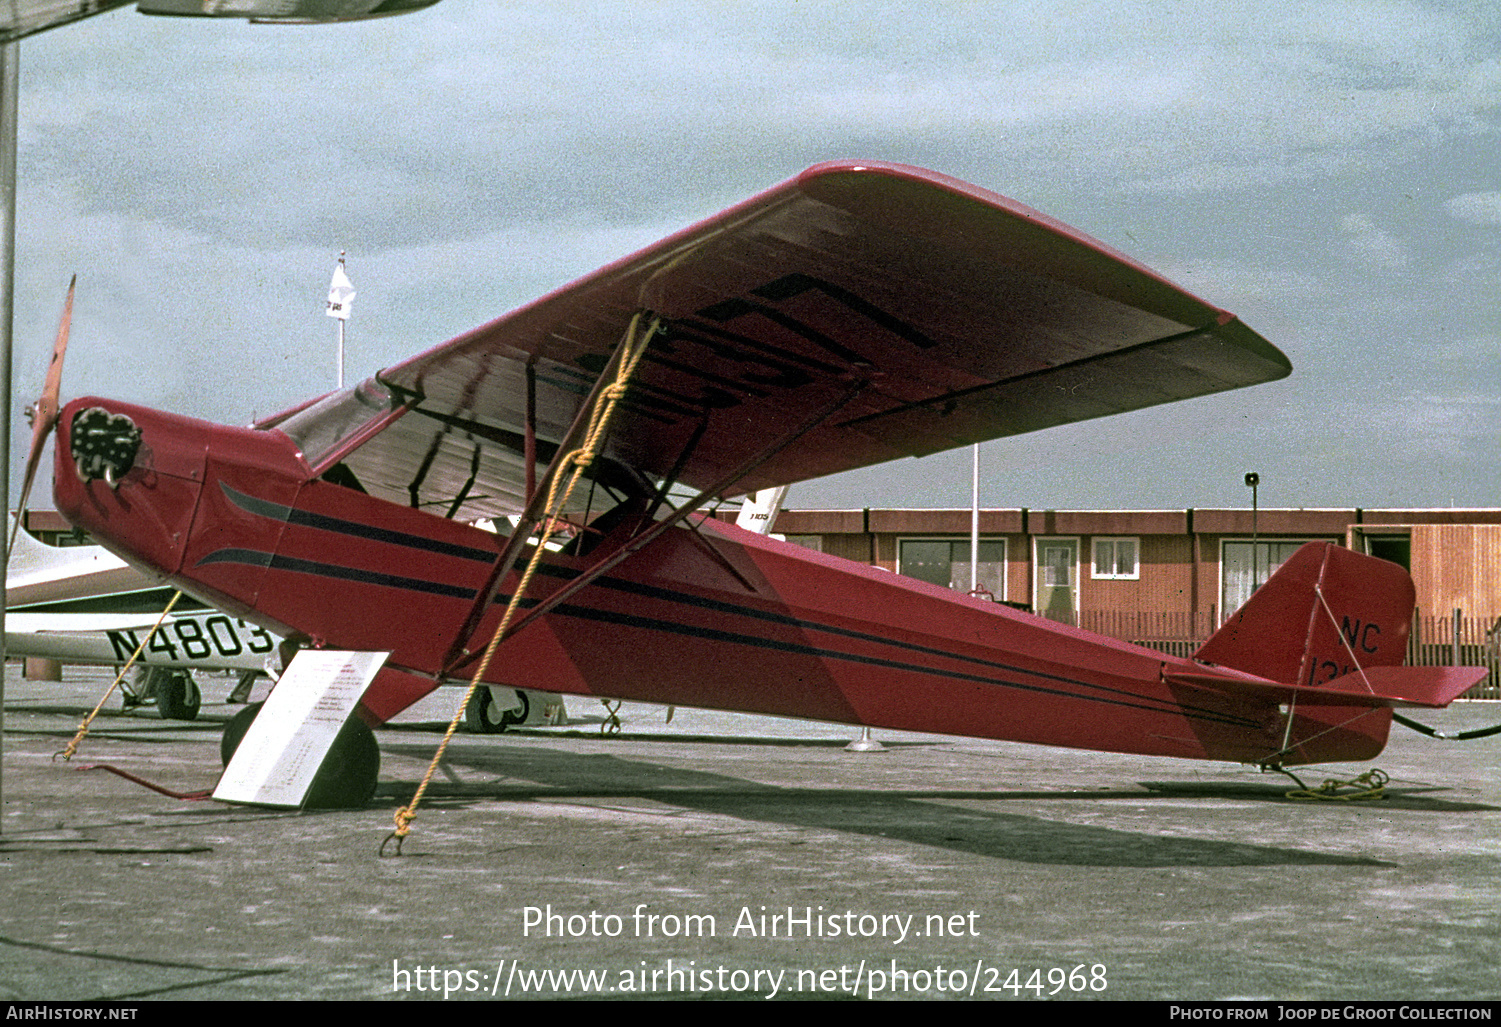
<box><xmin>0</xmin><ymin>41</ymin><xmax>19</xmax><ymax>831</ymax></box>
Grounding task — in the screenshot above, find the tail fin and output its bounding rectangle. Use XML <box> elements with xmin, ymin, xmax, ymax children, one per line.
<box><xmin>1191</xmin><ymin>542</ymin><xmax>1488</xmax><ymax>763</ymax></box>
<box><xmin>1195</xmin><ymin>542</ymin><xmax>1413</xmax><ymax>688</ymax></box>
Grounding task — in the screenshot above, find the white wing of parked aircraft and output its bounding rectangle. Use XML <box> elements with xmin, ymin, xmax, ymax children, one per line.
<box><xmin>5</xmin><ymin>519</ymin><xmax>561</xmax><ymax>728</ymax></box>
<box><xmin>6</xmin><ymin>512</ymin><xmax>148</xmax><ymax>607</ymax></box>
<box><xmin>6</xmin><ymin>520</ymin><xmax>280</xmax><ymax>719</ymax></box>
<box><xmin>0</xmin><ymin>0</ymin><xmax>440</xmax><ymax>45</ymax></box>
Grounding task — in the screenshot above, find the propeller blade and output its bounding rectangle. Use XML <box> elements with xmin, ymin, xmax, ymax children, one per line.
<box><xmin>10</xmin><ymin>276</ymin><xmax>75</xmax><ymax>555</ymax></box>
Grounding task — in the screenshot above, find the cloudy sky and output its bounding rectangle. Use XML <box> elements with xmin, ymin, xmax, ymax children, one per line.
<box><xmin>10</xmin><ymin>1</ymin><xmax>1501</xmax><ymax>514</ymax></box>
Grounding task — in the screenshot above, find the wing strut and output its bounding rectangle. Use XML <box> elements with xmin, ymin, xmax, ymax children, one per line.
<box><xmin>445</xmin><ymin>377</ymin><xmax>868</xmax><ymax>677</ymax></box>
<box><xmin>389</xmin><ymin>311</ymin><xmax>663</xmax><ymax>855</ymax></box>
<box><xmin>437</xmin><ymin>312</ymin><xmax>664</xmax><ymax>675</ymax></box>
<box><xmin>524</xmin><ymin>361</ymin><xmax>537</xmax><ymax>503</ymax></box>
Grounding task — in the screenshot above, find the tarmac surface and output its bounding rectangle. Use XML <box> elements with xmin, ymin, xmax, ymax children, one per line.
<box><xmin>1</xmin><ymin>667</ymin><xmax>1498</xmax><ymax>1002</ymax></box>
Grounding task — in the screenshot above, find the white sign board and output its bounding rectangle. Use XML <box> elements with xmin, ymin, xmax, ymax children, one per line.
<box><xmin>214</xmin><ymin>649</ymin><xmax>388</xmax><ymax>808</ymax></box>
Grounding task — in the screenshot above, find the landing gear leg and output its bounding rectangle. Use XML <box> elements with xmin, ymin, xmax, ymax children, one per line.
<box><xmin>227</xmin><ymin>670</ymin><xmax>260</xmax><ymax>704</ymax></box>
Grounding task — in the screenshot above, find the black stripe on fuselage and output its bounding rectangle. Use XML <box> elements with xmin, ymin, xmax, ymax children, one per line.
<box><xmin>194</xmin><ymin>542</ymin><xmax>1261</xmax><ymax>731</ymax></box>
<box><xmin>220</xmin><ymin>483</ymin><xmax>498</xmax><ymax>563</ymax></box>
<box><xmin>212</xmin><ymin>490</ymin><xmax>1169</xmax><ymax>710</ymax></box>
<box><xmin>521</xmin><ymin>561</ymin><xmax>1250</xmax><ymax>726</ymax></box>
<box><xmin>197</xmin><ymin>548</ymin><xmax>477</xmax><ymax>599</ymax></box>
<box><xmin>500</xmin><ymin>597</ymin><xmax>1261</xmax><ymax>730</ymax></box>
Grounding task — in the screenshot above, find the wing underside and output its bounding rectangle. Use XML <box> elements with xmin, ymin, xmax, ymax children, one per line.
<box><xmin>283</xmin><ymin>162</ymin><xmax>1290</xmax><ymax>523</ymax></box>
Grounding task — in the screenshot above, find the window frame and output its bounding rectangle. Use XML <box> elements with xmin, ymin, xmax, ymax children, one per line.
<box><xmin>1090</xmin><ymin>536</ymin><xmax>1140</xmax><ymax>580</ymax></box>
<box><xmin>1218</xmin><ymin>537</ymin><xmax>1333</xmax><ymax>624</ymax></box>
<box><xmin>895</xmin><ymin>536</ymin><xmax>1008</xmax><ymax>601</ymax></box>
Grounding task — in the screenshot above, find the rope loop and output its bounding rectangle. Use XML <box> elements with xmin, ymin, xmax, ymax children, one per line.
<box><xmin>381</xmin><ymin>808</ymin><xmax>416</xmax><ymax>857</ymax></box>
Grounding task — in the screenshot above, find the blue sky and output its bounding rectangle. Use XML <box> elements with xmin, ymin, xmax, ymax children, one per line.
<box><xmin>12</xmin><ymin>1</ymin><xmax>1501</xmax><ymax>512</ymax></box>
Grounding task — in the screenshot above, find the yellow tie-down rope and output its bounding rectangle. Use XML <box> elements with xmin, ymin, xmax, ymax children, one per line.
<box><xmin>55</xmin><ymin>591</ymin><xmax>183</xmax><ymax>761</ymax></box>
<box><xmin>1285</xmin><ymin>768</ymin><xmax>1389</xmax><ymax>802</ymax></box>
<box><xmin>383</xmin><ymin>314</ymin><xmax>659</xmax><ymax>856</ymax></box>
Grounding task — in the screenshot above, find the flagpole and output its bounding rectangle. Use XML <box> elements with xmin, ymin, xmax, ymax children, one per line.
<box><xmin>970</xmin><ymin>443</ymin><xmax>979</xmax><ymax>594</ymax></box>
<box><xmin>336</xmin><ymin>251</ymin><xmax>345</xmax><ymax>389</ymax></box>
<box><xmin>326</xmin><ymin>251</ymin><xmax>354</xmax><ymax>388</ymax></box>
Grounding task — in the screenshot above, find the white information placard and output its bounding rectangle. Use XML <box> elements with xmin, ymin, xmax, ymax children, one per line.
<box><xmin>213</xmin><ymin>649</ymin><xmax>389</xmax><ymax>808</ymax></box>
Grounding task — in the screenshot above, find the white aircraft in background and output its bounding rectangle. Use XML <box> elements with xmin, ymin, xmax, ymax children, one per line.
<box><xmin>6</xmin><ymin>518</ymin><xmax>569</xmax><ymax>729</ymax></box>
<box><xmin>6</xmin><ymin>519</ymin><xmax>280</xmax><ymax>719</ymax></box>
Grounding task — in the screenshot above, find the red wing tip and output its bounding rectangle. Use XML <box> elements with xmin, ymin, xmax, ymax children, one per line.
<box><xmin>793</xmin><ymin>160</ymin><xmax>1214</xmax><ymax>300</ymax></box>
<box><xmin>796</xmin><ymin>160</ymin><xmax>1027</xmax><ymax>210</ymax></box>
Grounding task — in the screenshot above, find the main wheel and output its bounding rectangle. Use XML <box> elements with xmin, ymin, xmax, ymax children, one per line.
<box><xmin>464</xmin><ymin>687</ymin><xmax>529</xmax><ymax>734</ymax></box>
<box><xmin>220</xmin><ymin>702</ymin><xmax>263</xmax><ymax>765</ymax></box>
<box><xmin>153</xmin><ymin>669</ymin><xmax>201</xmax><ymax>721</ymax></box>
<box><xmin>219</xmin><ymin>701</ymin><xmax>380</xmax><ymax>809</ymax></box>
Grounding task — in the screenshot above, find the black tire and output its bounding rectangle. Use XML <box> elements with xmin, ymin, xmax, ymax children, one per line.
<box><xmin>220</xmin><ymin>702</ymin><xmax>264</xmax><ymax>766</ymax></box>
<box><xmin>153</xmin><ymin>669</ymin><xmax>201</xmax><ymax>721</ymax></box>
<box><xmin>464</xmin><ymin>687</ymin><xmax>529</xmax><ymax>734</ymax></box>
<box><xmin>219</xmin><ymin>701</ymin><xmax>380</xmax><ymax>810</ymax></box>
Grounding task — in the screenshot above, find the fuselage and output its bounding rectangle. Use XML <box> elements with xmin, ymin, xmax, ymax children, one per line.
<box><xmin>52</xmin><ymin>395</ymin><xmax>1388</xmax><ymax>765</ymax></box>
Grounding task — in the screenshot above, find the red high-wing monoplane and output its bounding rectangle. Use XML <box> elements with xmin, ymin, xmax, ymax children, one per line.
<box><xmin>50</xmin><ymin>163</ymin><xmax>1486</xmax><ymax>804</ymax></box>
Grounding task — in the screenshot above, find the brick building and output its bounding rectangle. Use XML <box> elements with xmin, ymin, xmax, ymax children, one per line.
<box><xmin>770</xmin><ymin>507</ymin><xmax>1501</xmax><ymax>633</ymax></box>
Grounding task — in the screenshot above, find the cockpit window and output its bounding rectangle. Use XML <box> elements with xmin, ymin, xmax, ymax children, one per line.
<box><xmin>274</xmin><ymin>377</ymin><xmax>401</xmax><ymax>470</ymax></box>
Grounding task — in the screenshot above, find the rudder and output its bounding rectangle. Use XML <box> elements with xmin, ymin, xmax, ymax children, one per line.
<box><xmin>1195</xmin><ymin>542</ymin><xmax>1414</xmax><ymax>688</ymax></box>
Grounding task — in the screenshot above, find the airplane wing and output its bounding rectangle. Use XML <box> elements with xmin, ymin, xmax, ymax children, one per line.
<box><xmin>0</xmin><ymin>1</ymin><xmax>128</xmax><ymax>44</ymax></box>
<box><xmin>280</xmin><ymin>162</ymin><xmax>1290</xmax><ymax>522</ymax></box>
<box><xmin>6</xmin><ymin>521</ymin><xmax>156</xmax><ymax>607</ymax></box>
<box><xmin>0</xmin><ymin>0</ymin><xmax>439</xmax><ymax>44</ymax></box>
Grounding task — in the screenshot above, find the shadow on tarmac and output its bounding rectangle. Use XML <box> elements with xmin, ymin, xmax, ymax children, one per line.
<box><xmin>378</xmin><ymin>742</ymin><xmax>1405</xmax><ymax>869</ymax></box>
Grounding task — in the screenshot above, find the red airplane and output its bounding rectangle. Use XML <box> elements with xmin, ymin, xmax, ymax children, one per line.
<box><xmin>45</xmin><ymin>162</ymin><xmax>1486</xmax><ymax>805</ymax></box>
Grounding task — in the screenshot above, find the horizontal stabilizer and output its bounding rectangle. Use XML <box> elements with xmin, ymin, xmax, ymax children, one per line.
<box><xmin>1165</xmin><ymin>664</ymin><xmax>1488</xmax><ymax>709</ymax></box>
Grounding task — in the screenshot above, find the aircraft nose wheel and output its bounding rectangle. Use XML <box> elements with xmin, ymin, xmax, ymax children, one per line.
<box><xmin>220</xmin><ymin>702</ymin><xmax>380</xmax><ymax>809</ymax></box>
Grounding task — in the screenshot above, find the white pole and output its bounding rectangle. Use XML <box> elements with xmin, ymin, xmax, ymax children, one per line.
<box><xmin>970</xmin><ymin>443</ymin><xmax>979</xmax><ymax>593</ymax></box>
<box><xmin>336</xmin><ymin>250</ymin><xmax>346</xmax><ymax>389</ymax></box>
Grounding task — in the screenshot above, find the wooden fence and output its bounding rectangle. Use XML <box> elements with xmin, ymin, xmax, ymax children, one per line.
<box><xmin>1406</xmin><ymin>611</ymin><xmax>1501</xmax><ymax>700</ymax></box>
<box><xmin>1055</xmin><ymin>608</ymin><xmax>1500</xmax><ymax>700</ymax></box>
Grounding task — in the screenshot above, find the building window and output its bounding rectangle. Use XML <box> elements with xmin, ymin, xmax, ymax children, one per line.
<box><xmin>1221</xmin><ymin>539</ymin><xmax>1324</xmax><ymax>620</ymax></box>
<box><xmin>1091</xmin><ymin>537</ymin><xmax>1139</xmax><ymax>580</ymax></box>
<box><xmin>1041</xmin><ymin>545</ymin><xmax>1073</xmax><ymax>587</ymax></box>
<box><xmin>898</xmin><ymin>538</ymin><xmax>1006</xmax><ymax>599</ymax></box>
<box><xmin>780</xmin><ymin>534</ymin><xmax>824</xmax><ymax>552</ymax></box>
<box><xmin>1362</xmin><ymin>534</ymin><xmax>1410</xmax><ymax>570</ymax></box>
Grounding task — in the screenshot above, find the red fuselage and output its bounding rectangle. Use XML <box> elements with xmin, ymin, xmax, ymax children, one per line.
<box><xmin>52</xmin><ymin>396</ymin><xmax>1389</xmax><ymax>766</ymax></box>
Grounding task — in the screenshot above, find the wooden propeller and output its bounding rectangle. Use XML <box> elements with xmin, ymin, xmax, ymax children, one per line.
<box><xmin>10</xmin><ymin>276</ymin><xmax>75</xmax><ymax>554</ymax></box>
